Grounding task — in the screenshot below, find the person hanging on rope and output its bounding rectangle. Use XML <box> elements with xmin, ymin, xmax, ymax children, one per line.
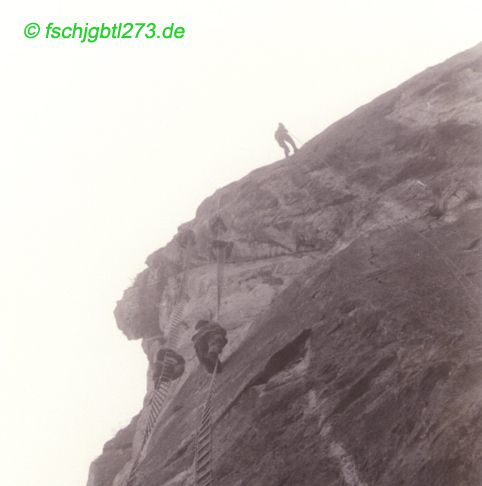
<box><xmin>152</xmin><ymin>348</ymin><xmax>185</xmax><ymax>385</ymax></box>
<box><xmin>209</xmin><ymin>214</ymin><xmax>234</xmax><ymax>261</ymax></box>
<box><xmin>210</xmin><ymin>238</ymin><xmax>234</xmax><ymax>261</ymax></box>
<box><xmin>274</xmin><ymin>122</ymin><xmax>298</xmax><ymax>158</ymax></box>
<box><xmin>192</xmin><ymin>320</ymin><xmax>228</xmax><ymax>373</ymax></box>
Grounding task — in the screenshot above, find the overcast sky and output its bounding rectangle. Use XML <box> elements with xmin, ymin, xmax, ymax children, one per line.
<box><xmin>1</xmin><ymin>1</ymin><xmax>480</xmax><ymax>486</ymax></box>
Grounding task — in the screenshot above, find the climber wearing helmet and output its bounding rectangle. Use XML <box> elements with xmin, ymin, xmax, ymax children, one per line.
<box><xmin>152</xmin><ymin>348</ymin><xmax>185</xmax><ymax>385</ymax></box>
<box><xmin>192</xmin><ymin>320</ymin><xmax>228</xmax><ymax>373</ymax></box>
<box><xmin>274</xmin><ymin>122</ymin><xmax>298</xmax><ymax>158</ymax></box>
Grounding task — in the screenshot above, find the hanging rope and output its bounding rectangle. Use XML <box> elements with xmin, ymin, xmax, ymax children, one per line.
<box><xmin>290</xmin><ymin>131</ymin><xmax>302</xmax><ymax>145</ymax></box>
<box><xmin>194</xmin><ymin>360</ymin><xmax>218</xmax><ymax>486</ymax></box>
<box><xmin>193</xmin><ymin>240</ymin><xmax>226</xmax><ymax>486</ymax></box>
<box><xmin>125</xmin><ymin>239</ymin><xmax>194</xmax><ymax>486</ymax></box>
<box><xmin>125</xmin><ymin>356</ymin><xmax>177</xmax><ymax>486</ymax></box>
<box><xmin>215</xmin><ymin>244</ymin><xmax>226</xmax><ymax>321</ymax></box>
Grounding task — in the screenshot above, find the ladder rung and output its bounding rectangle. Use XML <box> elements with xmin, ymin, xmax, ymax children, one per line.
<box><xmin>154</xmin><ymin>389</ymin><xmax>169</xmax><ymax>399</ymax></box>
<box><xmin>201</xmin><ymin>413</ymin><xmax>211</xmax><ymax>424</ymax></box>
<box><xmin>196</xmin><ymin>460</ymin><xmax>212</xmax><ymax>473</ymax></box>
<box><xmin>155</xmin><ymin>389</ymin><xmax>169</xmax><ymax>398</ymax></box>
<box><xmin>197</xmin><ymin>469</ymin><xmax>212</xmax><ymax>482</ymax></box>
<box><xmin>198</xmin><ymin>476</ymin><xmax>213</xmax><ymax>486</ymax></box>
<box><xmin>201</xmin><ymin>416</ymin><xmax>211</xmax><ymax>427</ymax></box>
<box><xmin>151</xmin><ymin>397</ymin><xmax>167</xmax><ymax>409</ymax></box>
<box><xmin>197</xmin><ymin>431</ymin><xmax>210</xmax><ymax>440</ymax></box>
<box><xmin>196</xmin><ymin>455</ymin><xmax>212</xmax><ymax>468</ymax></box>
<box><xmin>197</xmin><ymin>430</ymin><xmax>211</xmax><ymax>442</ymax></box>
<box><xmin>196</xmin><ymin>453</ymin><xmax>210</xmax><ymax>466</ymax></box>
<box><xmin>197</xmin><ymin>444</ymin><xmax>210</xmax><ymax>456</ymax></box>
<box><xmin>197</xmin><ymin>440</ymin><xmax>211</xmax><ymax>453</ymax></box>
<box><xmin>197</xmin><ymin>438</ymin><xmax>210</xmax><ymax>450</ymax></box>
<box><xmin>197</xmin><ymin>449</ymin><xmax>211</xmax><ymax>464</ymax></box>
<box><xmin>200</xmin><ymin>417</ymin><xmax>210</xmax><ymax>427</ymax></box>
<box><xmin>196</xmin><ymin>465</ymin><xmax>212</xmax><ymax>478</ymax></box>
<box><xmin>202</xmin><ymin>406</ymin><xmax>212</xmax><ymax>416</ymax></box>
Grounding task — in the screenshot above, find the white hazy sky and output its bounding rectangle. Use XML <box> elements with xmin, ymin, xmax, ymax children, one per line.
<box><xmin>0</xmin><ymin>2</ymin><xmax>480</xmax><ymax>486</ymax></box>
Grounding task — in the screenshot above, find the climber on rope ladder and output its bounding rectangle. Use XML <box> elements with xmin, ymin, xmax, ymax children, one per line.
<box><xmin>152</xmin><ymin>348</ymin><xmax>186</xmax><ymax>385</ymax></box>
<box><xmin>192</xmin><ymin>320</ymin><xmax>228</xmax><ymax>374</ymax></box>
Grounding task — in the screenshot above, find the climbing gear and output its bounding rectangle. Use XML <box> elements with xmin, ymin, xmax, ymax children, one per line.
<box><xmin>215</xmin><ymin>243</ymin><xmax>226</xmax><ymax>321</ymax></box>
<box><xmin>289</xmin><ymin>130</ymin><xmax>302</xmax><ymax>145</ymax></box>
<box><xmin>192</xmin><ymin>323</ymin><xmax>227</xmax><ymax>374</ymax></box>
<box><xmin>125</xmin><ymin>359</ymin><xmax>176</xmax><ymax>486</ymax></box>
<box><xmin>196</xmin><ymin>319</ymin><xmax>210</xmax><ymax>330</ymax></box>
<box><xmin>192</xmin><ymin>225</ymin><xmax>228</xmax><ymax>485</ymax></box>
<box><xmin>153</xmin><ymin>348</ymin><xmax>185</xmax><ymax>383</ymax></box>
<box><xmin>125</xmin><ymin>313</ymin><xmax>187</xmax><ymax>486</ymax></box>
<box><xmin>125</xmin><ymin>236</ymin><xmax>194</xmax><ymax>486</ymax></box>
<box><xmin>194</xmin><ymin>360</ymin><xmax>218</xmax><ymax>486</ymax></box>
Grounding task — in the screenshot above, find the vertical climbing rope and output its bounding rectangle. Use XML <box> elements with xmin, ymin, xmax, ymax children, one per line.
<box><xmin>125</xmin><ymin>359</ymin><xmax>175</xmax><ymax>486</ymax></box>
<box><xmin>194</xmin><ymin>361</ymin><xmax>218</xmax><ymax>486</ymax></box>
<box><xmin>193</xmin><ymin>242</ymin><xmax>225</xmax><ymax>486</ymax></box>
<box><xmin>125</xmin><ymin>241</ymin><xmax>193</xmax><ymax>486</ymax></box>
<box><xmin>215</xmin><ymin>244</ymin><xmax>226</xmax><ymax>321</ymax></box>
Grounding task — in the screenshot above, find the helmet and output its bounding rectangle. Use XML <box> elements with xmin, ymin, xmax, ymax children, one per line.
<box><xmin>195</xmin><ymin>319</ymin><xmax>209</xmax><ymax>330</ymax></box>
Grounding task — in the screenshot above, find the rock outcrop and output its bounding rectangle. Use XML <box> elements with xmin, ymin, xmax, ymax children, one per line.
<box><xmin>88</xmin><ymin>43</ymin><xmax>482</xmax><ymax>486</ymax></box>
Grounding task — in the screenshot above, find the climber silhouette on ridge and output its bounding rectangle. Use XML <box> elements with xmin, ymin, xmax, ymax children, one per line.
<box><xmin>275</xmin><ymin>122</ymin><xmax>298</xmax><ymax>158</ymax></box>
<box><xmin>192</xmin><ymin>319</ymin><xmax>228</xmax><ymax>373</ymax></box>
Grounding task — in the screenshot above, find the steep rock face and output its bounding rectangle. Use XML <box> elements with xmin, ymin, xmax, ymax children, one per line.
<box><xmin>87</xmin><ymin>417</ymin><xmax>137</xmax><ymax>486</ymax></box>
<box><xmin>88</xmin><ymin>43</ymin><xmax>482</xmax><ymax>486</ymax></box>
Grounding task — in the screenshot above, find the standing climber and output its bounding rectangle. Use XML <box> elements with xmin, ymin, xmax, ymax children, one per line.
<box><xmin>152</xmin><ymin>348</ymin><xmax>185</xmax><ymax>385</ymax></box>
<box><xmin>274</xmin><ymin>122</ymin><xmax>298</xmax><ymax>158</ymax></box>
<box><xmin>192</xmin><ymin>320</ymin><xmax>228</xmax><ymax>373</ymax></box>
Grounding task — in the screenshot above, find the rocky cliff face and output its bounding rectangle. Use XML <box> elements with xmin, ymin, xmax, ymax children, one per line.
<box><xmin>87</xmin><ymin>44</ymin><xmax>482</xmax><ymax>486</ymax></box>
